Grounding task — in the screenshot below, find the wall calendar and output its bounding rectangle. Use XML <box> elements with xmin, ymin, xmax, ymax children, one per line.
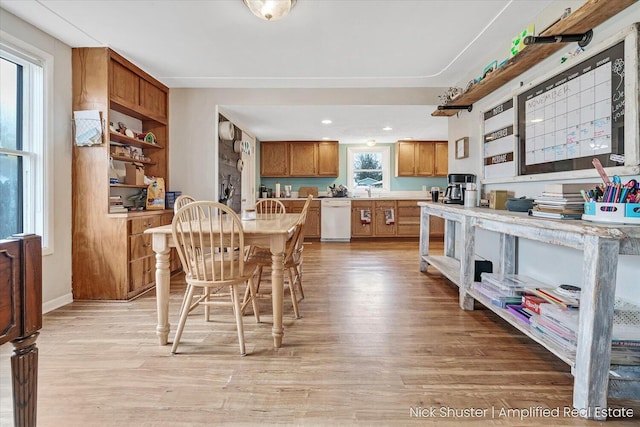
<box><xmin>517</xmin><ymin>41</ymin><xmax>625</xmax><ymax>175</ymax></box>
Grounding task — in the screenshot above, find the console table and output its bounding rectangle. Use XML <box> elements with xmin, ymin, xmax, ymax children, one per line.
<box><xmin>418</xmin><ymin>202</ymin><xmax>640</xmax><ymax>420</ymax></box>
<box><xmin>0</xmin><ymin>234</ymin><xmax>42</xmax><ymax>427</ymax></box>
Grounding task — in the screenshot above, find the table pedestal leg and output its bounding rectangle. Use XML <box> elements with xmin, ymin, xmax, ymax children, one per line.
<box><xmin>271</xmin><ymin>251</ymin><xmax>285</xmax><ymax>347</ymax></box>
<box><xmin>153</xmin><ymin>234</ymin><xmax>171</xmax><ymax>345</ymax></box>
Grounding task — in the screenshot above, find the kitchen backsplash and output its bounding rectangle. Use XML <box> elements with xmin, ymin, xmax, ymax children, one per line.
<box><xmin>260</xmin><ymin>176</ymin><xmax>447</xmax><ymax>195</ymax></box>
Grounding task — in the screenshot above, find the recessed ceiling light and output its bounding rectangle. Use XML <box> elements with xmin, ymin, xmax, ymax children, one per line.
<box><xmin>383</xmin><ymin>126</ymin><xmax>392</xmax><ymax>131</ymax></box>
<box><xmin>366</xmin><ymin>139</ymin><xmax>377</xmax><ymax>147</ymax></box>
<box><xmin>321</xmin><ymin>119</ymin><xmax>332</xmax><ymax>124</ymax></box>
<box><xmin>404</xmin><ymin>137</ymin><xmax>413</xmax><ymax>140</ymax></box>
<box><xmin>322</xmin><ymin>137</ymin><xmax>331</xmax><ymax>140</ymax></box>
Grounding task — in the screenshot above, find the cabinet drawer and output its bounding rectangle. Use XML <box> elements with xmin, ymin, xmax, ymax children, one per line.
<box><xmin>130</xmin><ymin>216</ymin><xmax>161</xmax><ymax>234</ymax></box>
<box><xmin>130</xmin><ymin>233</ymin><xmax>154</xmax><ymax>260</ymax></box>
<box><xmin>130</xmin><ymin>256</ymin><xmax>156</xmax><ymax>293</ymax></box>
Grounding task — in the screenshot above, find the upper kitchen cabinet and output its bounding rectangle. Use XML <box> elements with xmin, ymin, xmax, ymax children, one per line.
<box><xmin>261</xmin><ymin>141</ymin><xmax>339</xmax><ymax>177</ymax></box>
<box><xmin>317</xmin><ymin>141</ymin><xmax>339</xmax><ymax>176</ymax></box>
<box><xmin>289</xmin><ymin>143</ymin><xmax>317</xmax><ymax>176</ymax></box>
<box><xmin>261</xmin><ymin>141</ymin><xmax>289</xmax><ymax>177</ymax></box>
<box><xmin>395</xmin><ymin>140</ymin><xmax>448</xmax><ymax>177</ymax></box>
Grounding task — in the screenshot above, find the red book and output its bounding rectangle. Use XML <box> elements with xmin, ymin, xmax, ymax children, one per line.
<box><xmin>523</xmin><ymin>295</ymin><xmax>548</xmax><ymax>314</ymax></box>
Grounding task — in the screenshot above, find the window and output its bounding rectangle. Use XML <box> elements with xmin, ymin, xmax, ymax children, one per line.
<box><xmin>346</xmin><ymin>146</ymin><xmax>390</xmax><ymax>192</ymax></box>
<box><xmin>0</xmin><ymin>38</ymin><xmax>52</xmax><ymax>252</ymax></box>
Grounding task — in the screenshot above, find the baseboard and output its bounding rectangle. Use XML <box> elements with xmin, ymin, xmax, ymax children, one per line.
<box><xmin>43</xmin><ymin>292</ymin><xmax>73</xmax><ymax>314</ymax></box>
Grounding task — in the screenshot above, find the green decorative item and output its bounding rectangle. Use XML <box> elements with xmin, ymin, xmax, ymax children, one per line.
<box><xmin>144</xmin><ymin>132</ymin><xmax>156</xmax><ymax>144</ymax></box>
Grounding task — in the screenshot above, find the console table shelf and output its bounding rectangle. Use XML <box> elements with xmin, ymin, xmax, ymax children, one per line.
<box><xmin>418</xmin><ymin>201</ymin><xmax>640</xmax><ymax>420</ymax></box>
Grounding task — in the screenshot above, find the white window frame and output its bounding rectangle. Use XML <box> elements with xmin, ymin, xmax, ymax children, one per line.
<box><xmin>346</xmin><ymin>146</ymin><xmax>390</xmax><ymax>194</ymax></box>
<box><xmin>1</xmin><ymin>33</ymin><xmax>54</xmax><ymax>254</ymax></box>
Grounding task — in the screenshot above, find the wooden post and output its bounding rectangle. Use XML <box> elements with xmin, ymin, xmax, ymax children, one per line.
<box><xmin>458</xmin><ymin>216</ymin><xmax>475</xmax><ymax>310</ymax></box>
<box><xmin>573</xmin><ymin>235</ymin><xmax>618</xmax><ymax>420</ymax></box>
<box><xmin>419</xmin><ymin>206</ymin><xmax>430</xmax><ymax>272</ymax></box>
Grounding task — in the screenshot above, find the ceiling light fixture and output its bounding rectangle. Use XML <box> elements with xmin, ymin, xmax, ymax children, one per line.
<box><xmin>243</xmin><ymin>0</ymin><xmax>297</xmax><ymax>21</ymax></box>
<box><xmin>321</xmin><ymin>119</ymin><xmax>332</xmax><ymax>124</ymax></box>
<box><xmin>383</xmin><ymin>126</ymin><xmax>392</xmax><ymax>131</ymax></box>
<box><xmin>366</xmin><ymin>139</ymin><xmax>377</xmax><ymax>147</ymax></box>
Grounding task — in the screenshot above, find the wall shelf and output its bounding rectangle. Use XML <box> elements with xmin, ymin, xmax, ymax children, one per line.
<box><xmin>110</xmin><ymin>132</ymin><xmax>163</xmax><ymax>150</ymax></box>
<box><xmin>110</xmin><ymin>155</ymin><xmax>155</xmax><ymax>165</ymax></box>
<box><xmin>432</xmin><ymin>0</ymin><xmax>638</xmax><ymax>117</ymax></box>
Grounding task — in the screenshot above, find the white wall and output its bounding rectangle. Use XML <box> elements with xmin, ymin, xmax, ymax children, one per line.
<box><xmin>0</xmin><ymin>9</ymin><xmax>73</xmax><ymax>311</ymax></box>
<box><xmin>447</xmin><ymin>1</ymin><xmax>640</xmax><ymax>303</ymax></box>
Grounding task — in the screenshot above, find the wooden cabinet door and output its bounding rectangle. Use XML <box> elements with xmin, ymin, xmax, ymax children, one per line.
<box><xmin>373</xmin><ymin>201</ymin><xmax>396</xmax><ymax>236</ymax></box>
<box><xmin>140</xmin><ymin>79</ymin><xmax>167</xmax><ymax>120</ymax></box>
<box><xmin>261</xmin><ymin>142</ymin><xmax>289</xmax><ymax>176</ymax></box>
<box><xmin>396</xmin><ymin>200</ymin><xmax>421</xmax><ymax>236</ymax></box>
<box><xmin>110</xmin><ymin>59</ymin><xmax>139</xmax><ymax>107</ymax></box>
<box><xmin>395</xmin><ymin>141</ymin><xmax>416</xmax><ymax>176</ymax></box>
<box><xmin>415</xmin><ymin>142</ymin><xmax>435</xmax><ymax>176</ymax></box>
<box><xmin>289</xmin><ymin>143</ymin><xmax>317</xmax><ymax>176</ymax></box>
<box><xmin>351</xmin><ymin>201</ymin><xmax>373</xmax><ymax>237</ymax></box>
<box><xmin>317</xmin><ymin>142</ymin><xmax>339</xmax><ymax>176</ymax></box>
<box><xmin>305</xmin><ymin>206</ymin><xmax>321</xmax><ymax>238</ymax></box>
<box><xmin>434</xmin><ymin>141</ymin><xmax>448</xmax><ymax>176</ymax></box>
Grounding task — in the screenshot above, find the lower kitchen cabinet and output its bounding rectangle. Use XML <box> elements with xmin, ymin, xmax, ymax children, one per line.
<box><xmin>396</xmin><ymin>200</ymin><xmax>421</xmax><ymax>236</ymax></box>
<box><xmin>351</xmin><ymin>200</ymin><xmax>373</xmax><ymax>237</ymax></box>
<box><xmin>373</xmin><ymin>201</ymin><xmax>397</xmax><ymax>236</ymax></box>
<box><xmin>350</xmin><ymin>199</ymin><xmax>444</xmax><ymax>239</ymax></box>
<box><xmin>282</xmin><ymin>199</ymin><xmax>321</xmax><ymax>238</ymax></box>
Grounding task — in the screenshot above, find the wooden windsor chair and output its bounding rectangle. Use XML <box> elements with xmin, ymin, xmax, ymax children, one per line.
<box><xmin>170</xmin><ymin>201</ymin><xmax>260</xmax><ymax>355</ymax></box>
<box><xmin>242</xmin><ymin>195</ymin><xmax>312</xmax><ymax>319</ymax></box>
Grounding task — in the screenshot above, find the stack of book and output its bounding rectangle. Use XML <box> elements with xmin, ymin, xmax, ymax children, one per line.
<box><xmin>473</xmin><ymin>273</ymin><xmax>543</xmax><ymax>308</ymax></box>
<box><xmin>525</xmin><ymin>285</ymin><xmax>580</xmax><ymax>309</ymax></box>
<box><xmin>529</xmin><ymin>183</ymin><xmax>596</xmax><ymax>220</ymax></box>
<box><xmin>109</xmin><ymin>195</ymin><xmax>127</xmax><ymax>213</ymax></box>
<box><xmin>506</xmin><ymin>295</ymin><xmax>549</xmax><ymax>325</ymax></box>
<box><xmin>530</xmin><ymin>302</ymin><xmax>579</xmax><ymax>356</ymax></box>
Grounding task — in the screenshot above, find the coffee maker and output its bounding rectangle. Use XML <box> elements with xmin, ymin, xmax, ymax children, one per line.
<box><xmin>444</xmin><ymin>173</ymin><xmax>476</xmax><ymax>204</ymax></box>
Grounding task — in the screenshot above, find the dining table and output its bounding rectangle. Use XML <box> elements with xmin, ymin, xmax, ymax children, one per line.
<box><xmin>144</xmin><ymin>212</ymin><xmax>301</xmax><ymax>348</ymax></box>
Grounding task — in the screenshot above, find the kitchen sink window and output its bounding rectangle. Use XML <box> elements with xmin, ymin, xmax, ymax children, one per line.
<box><xmin>0</xmin><ymin>39</ymin><xmax>53</xmax><ymax>252</ymax></box>
<box><xmin>347</xmin><ymin>146</ymin><xmax>390</xmax><ymax>194</ymax></box>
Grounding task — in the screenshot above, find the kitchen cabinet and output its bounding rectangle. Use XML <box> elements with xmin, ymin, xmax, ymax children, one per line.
<box><xmin>434</xmin><ymin>141</ymin><xmax>449</xmax><ymax>176</ymax></box>
<box><xmin>351</xmin><ymin>200</ymin><xmax>374</xmax><ymax>237</ymax></box>
<box><xmin>289</xmin><ymin>143</ymin><xmax>316</xmax><ymax>176</ymax></box>
<box><xmin>317</xmin><ymin>142</ymin><xmax>339</xmax><ymax>176</ymax></box>
<box><xmin>72</xmin><ymin>47</ymin><xmax>177</xmax><ymax>300</ymax></box>
<box><xmin>373</xmin><ymin>200</ymin><xmax>397</xmax><ymax>236</ymax></box>
<box><xmin>261</xmin><ymin>141</ymin><xmax>339</xmax><ymax>177</ymax></box>
<box><xmin>282</xmin><ymin>199</ymin><xmax>321</xmax><ymax>238</ymax></box>
<box><xmin>395</xmin><ymin>140</ymin><xmax>448</xmax><ymax>177</ymax></box>
<box><xmin>396</xmin><ymin>200</ymin><xmax>421</xmax><ymax>236</ymax></box>
<box><xmin>261</xmin><ymin>141</ymin><xmax>289</xmax><ymax>177</ymax></box>
<box><xmin>351</xmin><ymin>199</ymin><xmax>443</xmax><ymax>239</ymax></box>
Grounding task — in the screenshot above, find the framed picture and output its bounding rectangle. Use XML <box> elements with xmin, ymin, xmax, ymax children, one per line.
<box><xmin>455</xmin><ymin>137</ymin><xmax>469</xmax><ymax>159</ymax></box>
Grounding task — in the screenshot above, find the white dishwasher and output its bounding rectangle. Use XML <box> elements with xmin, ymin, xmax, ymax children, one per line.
<box><xmin>320</xmin><ymin>198</ymin><xmax>351</xmax><ymax>242</ymax></box>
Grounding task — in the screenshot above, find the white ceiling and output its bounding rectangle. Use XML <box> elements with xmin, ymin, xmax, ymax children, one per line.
<box><xmin>1</xmin><ymin>0</ymin><xmax>561</xmax><ymax>143</ymax></box>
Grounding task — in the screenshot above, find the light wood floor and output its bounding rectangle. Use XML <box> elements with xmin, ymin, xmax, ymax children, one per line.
<box><xmin>1</xmin><ymin>240</ymin><xmax>638</xmax><ymax>426</ymax></box>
